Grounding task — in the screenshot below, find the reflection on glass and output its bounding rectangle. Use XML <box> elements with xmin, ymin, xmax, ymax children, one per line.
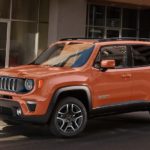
<box><xmin>107</xmin><ymin>7</ymin><xmax>121</xmax><ymax>27</ymax></box>
<box><xmin>35</xmin><ymin>43</ymin><xmax>94</xmax><ymax>68</ymax></box>
<box><xmin>9</xmin><ymin>22</ymin><xmax>37</xmax><ymax>66</ymax></box>
<box><xmin>88</xmin><ymin>27</ymin><xmax>104</xmax><ymax>38</ymax></box>
<box><xmin>12</xmin><ymin>0</ymin><xmax>39</xmax><ymax>20</ymax></box>
<box><xmin>0</xmin><ymin>22</ymin><xmax>7</xmax><ymax>68</ymax></box>
<box><xmin>0</xmin><ymin>0</ymin><xmax>10</xmax><ymax>19</ymax></box>
<box><xmin>123</xmin><ymin>8</ymin><xmax>137</xmax><ymax>29</ymax></box>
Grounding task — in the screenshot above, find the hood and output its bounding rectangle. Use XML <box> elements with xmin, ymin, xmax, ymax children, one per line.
<box><xmin>0</xmin><ymin>65</ymin><xmax>78</xmax><ymax>78</ymax></box>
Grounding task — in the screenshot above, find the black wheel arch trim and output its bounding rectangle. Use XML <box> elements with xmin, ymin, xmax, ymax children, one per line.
<box><xmin>53</xmin><ymin>86</ymin><xmax>92</xmax><ymax>107</ymax></box>
<box><xmin>43</xmin><ymin>85</ymin><xmax>92</xmax><ymax>123</ymax></box>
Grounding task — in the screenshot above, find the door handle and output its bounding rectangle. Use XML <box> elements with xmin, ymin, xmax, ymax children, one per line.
<box><xmin>122</xmin><ymin>74</ymin><xmax>132</xmax><ymax>79</ymax></box>
<box><xmin>126</xmin><ymin>74</ymin><xmax>132</xmax><ymax>78</ymax></box>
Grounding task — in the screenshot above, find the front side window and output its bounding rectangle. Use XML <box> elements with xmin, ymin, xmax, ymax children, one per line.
<box><xmin>132</xmin><ymin>45</ymin><xmax>150</xmax><ymax>67</ymax></box>
<box><xmin>34</xmin><ymin>43</ymin><xmax>94</xmax><ymax>68</ymax></box>
<box><xmin>95</xmin><ymin>45</ymin><xmax>128</xmax><ymax>69</ymax></box>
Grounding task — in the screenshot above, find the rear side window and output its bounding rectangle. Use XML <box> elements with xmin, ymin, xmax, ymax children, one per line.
<box><xmin>131</xmin><ymin>45</ymin><xmax>150</xmax><ymax>67</ymax></box>
<box><xmin>95</xmin><ymin>45</ymin><xmax>128</xmax><ymax>69</ymax></box>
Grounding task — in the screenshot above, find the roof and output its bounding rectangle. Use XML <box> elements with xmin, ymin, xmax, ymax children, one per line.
<box><xmin>60</xmin><ymin>37</ymin><xmax>150</xmax><ymax>44</ymax></box>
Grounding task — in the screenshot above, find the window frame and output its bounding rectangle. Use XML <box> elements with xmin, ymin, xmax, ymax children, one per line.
<box><xmin>93</xmin><ymin>44</ymin><xmax>132</xmax><ymax>70</ymax></box>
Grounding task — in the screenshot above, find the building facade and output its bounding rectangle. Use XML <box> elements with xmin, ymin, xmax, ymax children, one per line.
<box><xmin>0</xmin><ymin>0</ymin><xmax>150</xmax><ymax>68</ymax></box>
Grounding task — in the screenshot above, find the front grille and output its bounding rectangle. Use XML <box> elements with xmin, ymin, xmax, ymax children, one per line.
<box><xmin>0</xmin><ymin>77</ymin><xmax>17</xmax><ymax>92</ymax></box>
<box><xmin>0</xmin><ymin>76</ymin><xmax>31</xmax><ymax>93</ymax></box>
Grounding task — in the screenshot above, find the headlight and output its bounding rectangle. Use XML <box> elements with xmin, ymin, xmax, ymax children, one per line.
<box><xmin>24</xmin><ymin>79</ymin><xmax>34</xmax><ymax>91</ymax></box>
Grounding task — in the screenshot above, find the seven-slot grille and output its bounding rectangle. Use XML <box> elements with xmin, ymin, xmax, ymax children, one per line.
<box><xmin>0</xmin><ymin>77</ymin><xmax>17</xmax><ymax>92</ymax></box>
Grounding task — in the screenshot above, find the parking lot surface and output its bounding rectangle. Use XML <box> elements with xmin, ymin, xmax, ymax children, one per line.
<box><xmin>0</xmin><ymin>112</ymin><xmax>150</xmax><ymax>150</ymax></box>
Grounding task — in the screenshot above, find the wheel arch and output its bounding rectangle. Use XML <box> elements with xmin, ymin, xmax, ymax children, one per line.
<box><xmin>47</xmin><ymin>86</ymin><xmax>92</xmax><ymax>121</ymax></box>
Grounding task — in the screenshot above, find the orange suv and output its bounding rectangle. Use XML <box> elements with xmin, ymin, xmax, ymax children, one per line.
<box><xmin>0</xmin><ymin>38</ymin><xmax>150</xmax><ymax>137</ymax></box>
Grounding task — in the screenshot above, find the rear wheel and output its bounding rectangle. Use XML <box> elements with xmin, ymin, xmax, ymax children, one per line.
<box><xmin>49</xmin><ymin>97</ymin><xmax>87</xmax><ymax>137</ymax></box>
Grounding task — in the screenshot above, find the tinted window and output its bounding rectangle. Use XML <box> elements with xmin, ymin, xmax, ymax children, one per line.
<box><xmin>95</xmin><ymin>45</ymin><xmax>127</xmax><ymax>69</ymax></box>
<box><xmin>132</xmin><ymin>45</ymin><xmax>150</xmax><ymax>67</ymax></box>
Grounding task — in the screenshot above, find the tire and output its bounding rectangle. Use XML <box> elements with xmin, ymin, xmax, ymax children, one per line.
<box><xmin>49</xmin><ymin>97</ymin><xmax>87</xmax><ymax>137</ymax></box>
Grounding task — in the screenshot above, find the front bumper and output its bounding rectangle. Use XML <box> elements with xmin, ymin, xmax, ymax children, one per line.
<box><xmin>0</xmin><ymin>98</ymin><xmax>50</xmax><ymax>124</ymax></box>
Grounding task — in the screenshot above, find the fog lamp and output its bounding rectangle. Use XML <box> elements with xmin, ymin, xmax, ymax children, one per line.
<box><xmin>16</xmin><ymin>108</ymin><xmax>22</xmax><ymax>116</ymax></box>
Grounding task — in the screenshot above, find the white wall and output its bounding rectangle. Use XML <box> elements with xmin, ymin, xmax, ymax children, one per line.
<box><xmin>48</xmin><ymin>0</ymin><xmax>87</xmax><ymax>43</ymax></box>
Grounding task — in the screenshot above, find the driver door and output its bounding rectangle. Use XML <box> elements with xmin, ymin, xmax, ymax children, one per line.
<box><xmin>92</xmin><ymin>45</ymin><xmax>133</xmax><ymax>108</ymax></box>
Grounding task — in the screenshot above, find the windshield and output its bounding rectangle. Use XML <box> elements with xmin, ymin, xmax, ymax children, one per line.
<box><xmin>34</xmin><ymin>43</ymin><xmax>94</xmax><ymax>67</ymax></box>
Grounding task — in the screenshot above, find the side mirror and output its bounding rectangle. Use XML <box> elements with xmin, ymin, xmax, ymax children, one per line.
<box><xmin>100</xmin><ymin>60</ymin><xmax>115</xmax><ymax>70</ymax></box>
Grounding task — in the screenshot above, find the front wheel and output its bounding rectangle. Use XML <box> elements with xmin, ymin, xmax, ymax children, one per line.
<box><xmin>49</xmin><ymin>97</ymin><xmax>87</xmax><ymax>137</ymax></box>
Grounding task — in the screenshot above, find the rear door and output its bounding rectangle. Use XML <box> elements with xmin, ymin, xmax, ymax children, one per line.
<box><xmin>130</xmin><ymin>44</ymin><xmax>150</xmax><ymax>102</ymax></box>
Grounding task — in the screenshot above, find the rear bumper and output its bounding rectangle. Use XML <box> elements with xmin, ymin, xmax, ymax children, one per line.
<box><xmin>0</xmin><ymin>98</ymin><xmax>49</xmax><ymax>124</ymax></box>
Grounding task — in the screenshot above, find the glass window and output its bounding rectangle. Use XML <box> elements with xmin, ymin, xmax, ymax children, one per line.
<box><xmin>8</xmin><ymin>0</ymin><xmax>49</xmax><ymax>67</ymax></box>
<box><xmin>123</xmin><ymin>8</ymin><xmax>137</xmax><ymax>29</ymax></box>
<box><xmin>140</xmin><ymin>30</ymin><xmax>150</xmax><ymax>38</ymax></box>
<box><xmin>107</xmin><ymin>7</ymin><xmax>121</xmax><ymax>27</ymax></box>
<box><xmin>100</xmin><ymin>46</ymin><xmax>127</xmax><ymax>69</ymax></box>
<box><xmin>107</xmin><ymin>30</ymin><xmax>119</xmax><ymax>38</ymax></box>
<box><xmin>0</xmin><ymin>0</ymin><xmax>10</xmax><ymax>19</ymax></box>
<box><xmin>140</xmin><ymin>10</ymin><xmax>150</xmax><ymax>32</ymax></box>
<box><xmin>88</xmin><ymin>5</ymin><xmax>94</xmax><ymax>26</ymax></box>
<box><xmin>88</xmin><ymin>5</ymin><xmax>105</xmax><ymax>26</ymax></box>
<box><xmin>88</xmin><ymin>27</ymin><xmax>104</xmax><ymax>38</ymax></box>
<box><xmin>9</xmin><ymin>22</ymin><xmax>37</xmax><ymax>66</ymax></box>
<box><xmin>132</xmin><ymin>45</ymin><xmax>150</xmax><ymax>67</ymax></box>
<box><xmin>122</xmin><ymin>30</ymin><xmax>137</xmax><ymax>37</ymax></box>
<box><xmin>12</xmin><ymin>0</ymin><xmax>39</xmax><ymax>21</ymax></box>
<box><xmin>94</xmin><ymin>5</ymin><xmax>105</xmax><ymax>26</ymax></box>
<box><xmin>86</xmin><ymin>4</ymin><xmax>142</xmax><ymax>39</ymax></box>
<box><xmin>139</xmin><ymin>10</ymin><xmax>150</xmax><ymax>38</ymax></box>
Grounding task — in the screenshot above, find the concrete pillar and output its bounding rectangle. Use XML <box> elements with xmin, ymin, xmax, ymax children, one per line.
<box><xmin>48</xmin><ymin>0</ymin><xmax>59</xmax><ymax>43</ymax></box>
<box><xmin>48</xmin><ymin>0</ymin><xmax>87</xmax><ymax>44</ymax></box>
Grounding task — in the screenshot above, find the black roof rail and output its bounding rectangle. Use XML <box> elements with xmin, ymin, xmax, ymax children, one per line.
<box><xmin>60</xmin><ymin>37</ymin><xmax>150</xmax><ymax>42</ymax></box>
<box><xmin>60</xmin><ymin>37</ymin><xmax>98</xmax><ymax>41</ymax></box>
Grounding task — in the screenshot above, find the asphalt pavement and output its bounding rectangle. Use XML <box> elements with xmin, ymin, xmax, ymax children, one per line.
<box><xmin>0</xmin><ymin>112</ymin><xmax>150</xmax><ymax>150</ymax></box>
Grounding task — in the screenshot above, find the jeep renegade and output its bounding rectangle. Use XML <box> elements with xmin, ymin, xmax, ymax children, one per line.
<box><xmin>0</xmin><ymin>38</ymin><xmax>150</xmax><ymax>137</ymax></box>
